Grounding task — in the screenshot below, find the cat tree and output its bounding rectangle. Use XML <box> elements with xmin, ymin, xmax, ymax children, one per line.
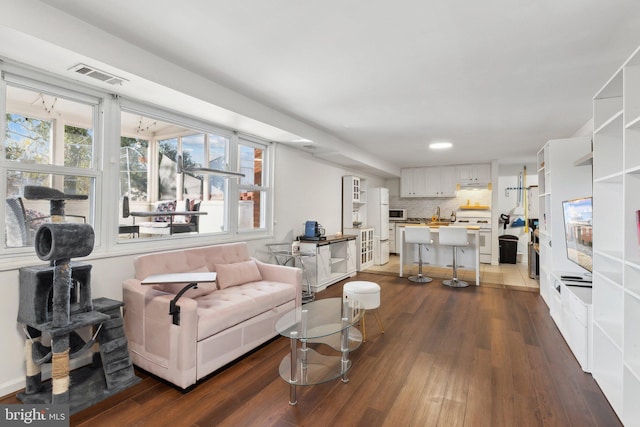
<box><xmin>16</xmin><ymin>186</ymin><xmax>140</xmax><ymax>414</ymax></box>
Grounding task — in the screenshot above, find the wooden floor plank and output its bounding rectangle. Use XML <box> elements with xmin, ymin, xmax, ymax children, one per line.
<box><xmin>2</xmin><ymin>272</ymin><xmax>621</xmax><ymax>426</ymax></box>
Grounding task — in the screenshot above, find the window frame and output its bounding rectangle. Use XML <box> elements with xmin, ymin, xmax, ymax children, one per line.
<box><xmin>1</xmin><ymin>70</ymin><xmax>103</xmax><ymax>255</ymax></box>
<box><xmin>117</xmin><ymin>99</ymin><xmax>273</xmax><ymax>243</ymax></box>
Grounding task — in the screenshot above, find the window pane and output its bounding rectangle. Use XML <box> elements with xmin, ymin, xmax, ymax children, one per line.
<box><xmin>5</xmin><ymin>171</ymin><xmax>94</xmax><ymax>248</ymax></box>
<box><xmin>158</xmin><ymin>138</ymin><xmax>178</xmax><ymax>200</ymax></box>
<box><xmin>182</xmin><ymin>134</ymin><xmax>205</xmax><ymax>168</ymax></box>
<box><xmin>208</xmin><ymin>133</ymin><xmax>228</xmax><ymax>196</ymax></box>
<box><xmin>120</xmin><ymin>137</ymin><xmax>149</xmax><ymax>201</ymax></box>
<box><xmin>5</xmin><ymin>85</ymin><xmax>94</xmax><ymax>167</ymax></box>
<box><xmin>238</xmin><ymin>190</ymin><xmax>264</xmax><ymax>231</ymax></box>
<box><xmin>5</xmin><ymin>113</ymin><xmax>51</xmax><ymax>163</ymax></box>
<box><xmin>65</xmin><ymin>125</ymin><xmax>93</xmax><ymax>168</ymax></box>
<box><xmin>239</xmin><ymin>144</ymin><xmax>263</xmax><ymax>186</ymax></box>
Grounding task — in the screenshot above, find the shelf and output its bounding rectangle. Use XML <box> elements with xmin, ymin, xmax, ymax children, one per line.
<box><xmin>459</xmin><ymin>205</ymin><xmax>490</xmax><ymax>210</ymax></box>
<box><xmin>626</xmin><ymin>114</ymin><xmax>640</xmax><ymax>129</ymax></box>
<box><xmin>594</xmin><ymin>109</ymin><xmax>623</xmax><ymax>135</ymax></box>
<box><xmin>574</xmin><ymin>152</ymin><xmax>593</xmax><ymax>166</ymax></box>
<box><xmin>594</xmin><ymin>172</ymin><xmax>623</xmax><ymax>184</ymax></box>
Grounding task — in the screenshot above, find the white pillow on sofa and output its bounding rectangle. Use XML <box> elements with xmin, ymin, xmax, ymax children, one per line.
<box><xmin>152</xmin><ymin>266</ymin><xmax>217</xmax><ymax>298</ymax></box>
<box><xmin>215</xmin><ymin>260</ymin><xmax>262</xmax><ymax>289</ymax></box>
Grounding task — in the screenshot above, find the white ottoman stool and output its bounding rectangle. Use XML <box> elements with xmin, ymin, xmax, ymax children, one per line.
<box><xmin>343</xmin><ymin>281</ymin><xmax>385</xmax><ymax>342</ymax></box>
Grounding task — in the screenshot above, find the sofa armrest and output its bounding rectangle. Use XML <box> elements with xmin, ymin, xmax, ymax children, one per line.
<box><xmin>253</xmin><ymin>258</ymin><xmax>303</xmax><ymax>307</ymax></box>
<box><xmin>122</xmin><ymin>278</ymin><xmax>200</xmax><ymax>388</ymax></box>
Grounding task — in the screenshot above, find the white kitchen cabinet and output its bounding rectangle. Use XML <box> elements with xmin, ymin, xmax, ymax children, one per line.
<box><xmin>344</xmin><ymin>227</ymin><xmax>375</xmax><ymax>271</ymax></box>
<box><xmin>590</xmin><ymin>45</ymin><xmax>640</xmax><ymax>424</ymax></box>
<box><xmin>456</xmin><ymin>164</ymin><xmax>491</xmax><ymax>185</ymax></box>
<box><xmin>401</xmin><ymin>166</ymin><xmax>455</xmax><ymax>198</ymax></box>
<box><xmin>558</xmin><ymin>280</ymin><xmax>593</xmax><ymax>372</ymax></box>
<box><xmin>400</xmin><ymin>168</ymin><xmax>426</xmax><ymax>197</ymax></box>
<box><xmin>298</xmin><ymin>236</ymin><xmax>357</xmax><ymax>292</ymax></box>
<box><xmin>346</xmin><ymin>239</ymin><xmax>357</xmax><ymax>273</ymax></box>
<box><xmin>343</xmin><ymin>175</ymin><xmax>367</xmax><ymax>229</ymax></box>
<box><xmin>425</xmin><ymin>166</ymin><xmax>456</xmax><ymax>197</ymax></box>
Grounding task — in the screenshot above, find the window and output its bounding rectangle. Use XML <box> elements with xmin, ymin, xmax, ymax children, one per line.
<box><xmin>1</xmin><ymin>66</ymin><xmax>273</xmax><ymax>255</ymax></box>
<box><xmin>118</xmin><ymin>105</ymin><xmax>268</xmax><ymax>241</ymax></box>
<box><xmin>238</xmin><ymin>138</ymin><xmax>268</xmax><ymax>231</ymax></box>
<box><xmin>3</xmin><ymin>79</ymin><xmax>99</xmax><ymax>249</ymax></box>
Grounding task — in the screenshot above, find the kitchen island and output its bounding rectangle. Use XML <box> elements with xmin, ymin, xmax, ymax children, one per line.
<box><xmin>399</xmin><ymin>225</ymin><xmax>480</xmax><ymax>285</ymax></box>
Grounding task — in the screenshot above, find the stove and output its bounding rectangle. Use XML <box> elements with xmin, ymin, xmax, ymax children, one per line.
<box><xmin>454</xmin><ymin>211</ymin><xmax>492</xmax><ymax>263</ymax></box>
<box><xmin>454</xmin><ymin>211</ymin><xmax>492</xmax><ymax>229</ymax></box>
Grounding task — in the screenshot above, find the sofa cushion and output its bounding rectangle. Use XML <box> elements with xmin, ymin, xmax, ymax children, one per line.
<box><xmin>195</xmin><ymin>280</ymin><xmax>297</xmax><ymax>340</ymax></box>
<box><xmin>215</xmin><ymin>260</ymin><xmax>262</xmax><ymax>289</ymax></box>
<box><xmin>154</xmin><ymin>200</ymin><xmax>176</xmax><ymax>222</ymax></box>
<box><xmin>152</xmin><ymin>266</ymin><xmax>216</xmax><ymax>298</ymax></box>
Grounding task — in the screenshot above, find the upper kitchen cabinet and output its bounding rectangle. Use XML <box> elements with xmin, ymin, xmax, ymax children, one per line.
<box><xmin>344</xmin><ymin>175</ymin><xmax>366</xmax><ymax>204</ymax></box>
<box><xmin>400</xmin><ymin>166</ymin><xmax>456</xmax><ymax>198</ymax></box>
<box><xmin>343</xmin><ymin>175</ymin><xmax>367</xmax><ymax>229</ymax></box>
<box><xmin>400</xmin><ymin>168</ymin><xmax>427</xmax><ymax>197</ymax></box>
<box><xmin>456</xmin><ymin>164</ymin><xmax>491</xmax><ymax>185</ymax></box>
<box><xmin>425</xmin><ymin>166</ymin><xmax>457</xmax><ymax>197</ymax></box>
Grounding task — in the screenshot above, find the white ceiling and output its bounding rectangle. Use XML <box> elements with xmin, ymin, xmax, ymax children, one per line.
<box><xmin>12</xmin><ymin>1</ymin><xmax>640</xmax><ymax>174</ymax></box>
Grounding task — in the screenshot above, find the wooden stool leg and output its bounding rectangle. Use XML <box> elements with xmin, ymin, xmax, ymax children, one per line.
<box><xmin>361</xmin><ymin>314</ymin><xmax>367</xmax><ymax>342</ymax></box>
<box><xmin>374</xmin><ymin>309</ymin><xmax>385</xmax><ymax>334</ymax></box>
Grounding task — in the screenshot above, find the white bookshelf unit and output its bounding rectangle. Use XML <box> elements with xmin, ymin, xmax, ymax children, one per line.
<box><xmin>536</xmin><ymin>137</ymin><xmax>592</xmax><ymax>304</ymax></box>
<box><xmin>536</xmin><ymin>137</ymin><xmax>593</xmax><ymax>374</ymax></box>
<box><xmin>591</xmin><ymin>45</ymin><xmax>640</xmax><ymax>425</ymax></box>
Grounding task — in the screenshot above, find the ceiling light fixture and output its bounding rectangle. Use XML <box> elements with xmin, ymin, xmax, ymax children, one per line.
<box><xmin>429</xmin><ymin>141</ymin><xmax>453</xmax><ymax>150</ymax></box>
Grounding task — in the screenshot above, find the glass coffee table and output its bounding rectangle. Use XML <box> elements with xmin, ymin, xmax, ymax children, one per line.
<box><xmin>275</xmin><ymin>297</ymin><xmax>363</xmax><ymax>405</ymax></box>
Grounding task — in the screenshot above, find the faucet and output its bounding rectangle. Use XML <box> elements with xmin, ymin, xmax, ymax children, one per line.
<box><xmin>434</xmin><ymin>206</ymin><xmax>440</xmax><ymax>221</ymax></box>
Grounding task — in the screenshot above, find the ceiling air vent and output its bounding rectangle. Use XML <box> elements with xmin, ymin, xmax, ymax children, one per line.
<box><xmin>68</xmin><ymin>63</ymin><xmax>128</xmax><ymax>86</ymax></box>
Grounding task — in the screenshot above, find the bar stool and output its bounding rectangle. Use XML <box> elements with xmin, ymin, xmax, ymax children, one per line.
<box><xmin>439</xmin><ymin>226</ymin><xmax>469</xmax><ymax>288</ymax></box>
<box><xmin>404</xmin><ymin>226</ymin><xmax>433</xmax><ymax>283</ymax></box>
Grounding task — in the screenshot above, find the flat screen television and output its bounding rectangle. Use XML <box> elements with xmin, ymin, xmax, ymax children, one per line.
<box><xmin>562</xmin><ymin>197</ymin><xmax>593</xmax><ymax>273</ymax></box>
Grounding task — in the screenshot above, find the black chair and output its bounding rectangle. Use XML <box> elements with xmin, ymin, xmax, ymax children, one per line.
<box><xmin>118</xmin><ymin>196</ymin><xmax>139</xmax><ymax>237</ymax></box>
<box><xmin>170</xmin><ymin>199</ymin><xmax>201</xmax><ymax>234</ymax></box>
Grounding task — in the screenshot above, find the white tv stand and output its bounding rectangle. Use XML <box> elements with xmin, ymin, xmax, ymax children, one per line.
<box><xmin>548</xmin><ymin>271</ymin><xmax>592</xmax><ymax>372</ymax></box>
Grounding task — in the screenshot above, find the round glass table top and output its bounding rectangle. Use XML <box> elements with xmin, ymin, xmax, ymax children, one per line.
<box><xmin>275</xmin><ymin>297</ymin><xmax>363</xmax><ymax>340</ymax></box>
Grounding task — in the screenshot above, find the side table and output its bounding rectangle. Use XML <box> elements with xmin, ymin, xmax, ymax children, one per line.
<box><xmin>275</xmin><ymin>298</ymin><xmax>363</xmax><ymax>405</ymax></box>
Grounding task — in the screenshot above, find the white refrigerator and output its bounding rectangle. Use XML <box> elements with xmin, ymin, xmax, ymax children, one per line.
<box><xmin>367</xmin><ymin>187</ymin><xmax>390</xmax><ymax>265</ymax></box>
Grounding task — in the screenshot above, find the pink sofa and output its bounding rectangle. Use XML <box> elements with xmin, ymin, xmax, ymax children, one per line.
<box><xmin>122</xmin><ymin>242</ymin><xmax>302</xmax><ymax>389</ymax></box>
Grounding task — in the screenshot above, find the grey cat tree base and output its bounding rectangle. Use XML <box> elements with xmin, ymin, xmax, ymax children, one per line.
<box><xmin>17</xmin><ymin>219</ymin><xmax>140</xmax><ymax>414</ymax></box>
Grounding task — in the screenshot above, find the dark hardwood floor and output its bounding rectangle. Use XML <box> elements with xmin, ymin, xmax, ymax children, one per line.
<box><xmin>2</xmin><ymin>272</ymin><xmax>621</xmax><ymax>426</ymax></box>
